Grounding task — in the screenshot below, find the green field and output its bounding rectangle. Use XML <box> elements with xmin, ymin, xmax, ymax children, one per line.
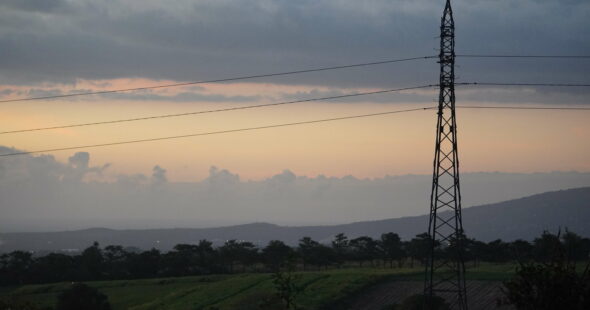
<box><xmin>0</xmin><ymin>264</ymin><xmax>515</xmax><ymax>310</ymax></box>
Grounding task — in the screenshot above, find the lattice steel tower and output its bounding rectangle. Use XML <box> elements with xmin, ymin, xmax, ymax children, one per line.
<box><xmin>424</xmin><ymin>0</ymin><xmax>467</xmax><ymax>309</ymax></box>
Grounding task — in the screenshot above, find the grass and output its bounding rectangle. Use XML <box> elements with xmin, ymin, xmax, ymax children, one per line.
<box><xmin>0</xmin><ymin>264</ymin><xmax>517</xmax><ymax>310</ymax></box>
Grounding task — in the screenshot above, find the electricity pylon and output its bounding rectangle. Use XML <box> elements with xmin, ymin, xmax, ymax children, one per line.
<box><xmin>423</xmin><ymin>0</ymin><xmax>468</xmax><ymax>309</ymax></box>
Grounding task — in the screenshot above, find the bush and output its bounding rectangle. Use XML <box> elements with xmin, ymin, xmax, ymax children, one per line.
<box><xmin>56</xmin><ymin>283</ymin><xmax>111</xmax><ymax>310</ymax></box>
<box><xmin>500</xmin><ymin>261</ymin><xmax>590</xmax><ymax>310</ymax></box>
<box><xmin>0</xmin><ymin>296</ymin><xmax>48</xmax><ymax>310</ymax></box>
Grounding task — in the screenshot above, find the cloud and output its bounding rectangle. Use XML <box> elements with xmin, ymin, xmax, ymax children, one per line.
<box><xmin>101</xmin><ymin>91</ymin><xmax>262</xmax><ymax>103</ymax></box>
<box><xmin>68</xmin><ymin>152</ymin><xmax>89</xmax><ymax>169</ymax></box>
<box><xmin>0</xmin><ymin>86</ymin><xmax>263</xmax><ymax>103</ymax></box>
<box><xmin>0</xmin><ymin>0</ymin><xmax>586</xmax><ymax>105</ymax></box>
<box><xmin>1</xmin><ymin>147</ymin><xmax>590</xmax><ymax>232</ymax></box>
<box><xmin>0</xmin><ymin>0</ymin><xmax>67</xmax><ymax>13</ymax></box>
<box><xmin>152</xmin><ymin>165</ymin><xmax>167</xmax><ymax>184</ymax></box>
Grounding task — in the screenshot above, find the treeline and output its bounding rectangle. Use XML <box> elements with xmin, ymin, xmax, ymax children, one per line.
<box><xmin>1</xmin><ymin>230</ymin><xmax>589</xmax><ymax>286</ymax></box>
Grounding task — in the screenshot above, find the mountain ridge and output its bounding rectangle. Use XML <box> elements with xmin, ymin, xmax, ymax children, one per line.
<box><xmin>1</xmin><ymin>187</ymin><xmax>588</xmax><ymax>252</ymax></box>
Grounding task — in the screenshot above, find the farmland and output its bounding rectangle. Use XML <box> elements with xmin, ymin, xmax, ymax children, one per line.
<box><xmin>1</xmin><ymin>264</ymin><xmax>515</xmax><ymax>310</ymax></box>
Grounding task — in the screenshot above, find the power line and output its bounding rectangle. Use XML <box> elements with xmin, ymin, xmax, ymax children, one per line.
<box><xmin>0</xmin><ymin>54</ymin><xmax>588</xmax><ymax>104</ymax></box>
<box><xmin>457</xmin><ymin>54</ymin><xmax>590</xmax><ymax>59</ymax></box>
<box><xmin>2</xmin><ymin>104</ymin><xmax>589</xmax><ymax>157</ymax></box>
<box><xmin>0</xmin><ymin>56</ymin><xmax>436</xmax><ymax>104</ymax></box>
<box><xmin>0</xmin><ymin>85</ymin><xmax>437</xmax><ymax>134</ymax></box>
<box><xmin>0</xmin><ymin>107</ymin><xmax>436</xmax><ymax>157</ymax></box>
<box><xmin>457</xmin><ymin>82</ymin><xmax>590</xmax><ymax>87</ymax></box>
<box><xmin>3</xmin><ymin>82</ymin><xmax>587</xmax><ymax>135</ymax></box>
<box><xmin>457</xmin><ymin>105</ymin><xmax>590</xmax><ymax>111</ymax></box>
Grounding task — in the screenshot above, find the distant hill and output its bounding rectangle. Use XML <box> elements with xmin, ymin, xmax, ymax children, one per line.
<box><xmin>1</xmin><ymin>187</ymin><xmax>588</xmax><ymax>253</ymax></box>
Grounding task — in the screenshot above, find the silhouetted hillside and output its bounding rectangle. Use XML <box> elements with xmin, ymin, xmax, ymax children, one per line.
<box><xmin>1</xmin><ymin>187</ymin><xmax>588</xmax><ymax>252</ymax></box>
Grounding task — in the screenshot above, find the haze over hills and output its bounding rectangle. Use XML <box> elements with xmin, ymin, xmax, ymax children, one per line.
<box><xmin>1</xmin><ymin>187</ymin><xmax>588</xmax><ymax>253</ymax></box>
<box><xmin>2</xmin><ymin>148</ymin><xmax>590</xmax><ymax>232</ymax></box>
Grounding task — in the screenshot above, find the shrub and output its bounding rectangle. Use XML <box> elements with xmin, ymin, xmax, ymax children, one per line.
<box><xmin>55</xmin><ymin>283</ymin><xmax>111</xmax><ymax>310</ymax></box>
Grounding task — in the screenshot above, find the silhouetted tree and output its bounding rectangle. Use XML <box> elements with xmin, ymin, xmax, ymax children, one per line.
<box><xmin>0</xmin><ymin>251</ymin><xmax>34</xmax><ymax>285</ymax></box>
<box><xmin>79</xmin><ymin>242</ymin><xmax>104</xmax><ymax>280</ymax></box>
<box><xmin>349</xmin><ymin>236</ymin><xmax>379</xmax><ymax>267</ymax></box>
<box><xmin>163</xmin><ymin>244</ymin><xmax>199</xmax><ymax>276</ymax></box>
<box><xmin>2</xmin><ymin>229</ymin><xmax>588</xmax><ymax>286</ymax></box>
<box><xmin>103</xmin><ymin>245</ymin><xmax>128</xmax><ymax>279</ymax></box>
<box><xmin>195</xmin><ymin>239</ymin><xmax>217</xmax><ymax>273</ymax></box>
<box><xmin>310</xmin><ymin>245</ymin><xmax>336</xmax><ymax>270</ymax></box>
<box><xmin>533</xmin><ymin>231</ymin><xmax>563</xmax><ymax>263</ymax></box>
<box><xmin>262</xmin><ymin>240</ymin><xmax>293</xmax><ymax>272</ymax></box>
<box><xmin>484</xmin><ymin>239</ymin><xmax>511</xmax><ymax>263</ymax></box>
<box><xmin>298</xmin><ymin>237</ymin><xmax>319</xmax><ymax>270</ymax></box>
<box><xmin>510</xmin><ymin>239</ymin><xmax>534</xmax><ymax>262</ymax></box>
<box><xmin>237</xmin><ymin>242</ymin><xmax>259</xmax><ymax>272</ymax></box>
<box><xmin>331</xmin><ymin>233</ymin><xmax>349</xmax><ymax>267</ymax></box>
<box><xmin>30</xmin><ymin>253</ymin><xmax>74</xmax><ymax>283</ymax></box>
<box><xmin>127</xmin><ymin>248</ymin><xmax>161</xmax><ymax>278</ymax></box>
<box><xmin>562</xmin><ymin>230</ymin><xmax>590</xmax><ymax>261</ymax></box>
<box><xmin>379</xmin><ymin>233</ymin><xmax>405</xmax><ymax>268</ymax></box>
<box><xmin>406</xmin><ymin>233</ymin><xmax>432</xmax><ymax>267</ymax></box>
<box><xmin>219</xmin><ymin>240</ymin><xmax>258</xmax><ymax>273</ymax></box>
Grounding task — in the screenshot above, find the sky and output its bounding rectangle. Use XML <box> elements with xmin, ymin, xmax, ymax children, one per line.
<box><xmin>0</xmin><ymin>0</ymin><xmax>589</xmax><ymax>231</ymax></box>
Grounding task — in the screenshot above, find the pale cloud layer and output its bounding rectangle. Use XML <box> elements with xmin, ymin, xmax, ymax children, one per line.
<box><xmin>0</xmin><ymin>0</ymin><xmax>588</xmax><ymax>103</ymax></box>
<box><xmin>1</xmin><ymin>147</ymin><xmax>589</xmax><ymax>232</ymax></box>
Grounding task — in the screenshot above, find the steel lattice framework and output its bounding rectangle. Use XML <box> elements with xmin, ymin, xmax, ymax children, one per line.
<box><xmin>423</xmin><ymin>1</ymin><xmax>468</xmax><ymax>309</ymax></box>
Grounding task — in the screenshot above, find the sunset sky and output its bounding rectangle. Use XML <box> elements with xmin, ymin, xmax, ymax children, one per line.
<box><xmin>0</xmin><ymin>0</ymin><xmax>588</xmax><ymax>230</ymax></box>
<box><xmin>1</xmin><ymin>0</ymin><xmax>588</xmax><ymax>181</ymax></box>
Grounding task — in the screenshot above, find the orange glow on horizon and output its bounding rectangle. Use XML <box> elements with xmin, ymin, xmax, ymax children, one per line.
<box><xmin>1</xmin><ymin>79</ymin><xmax>589</xmax><ymax>182</ymax></box>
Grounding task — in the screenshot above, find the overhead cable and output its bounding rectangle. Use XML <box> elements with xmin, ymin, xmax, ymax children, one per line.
<box><xmin>0</xmin><ymin>85</ymin><xmax>437</xmax><ymax>134</ymax></box>
<box><xmin>0</xmin><ymin>56</ymin><xmax>436</xmax><ymax>103</ymax></box>
<box><xmin>456</xmin><ymin>54</ymin><xmax>590</xmax><ymax>59</ymax></box>
<box><xmin>457</xmin><ymin>82</ymin><xmax>590</xmax><ymax>87</ymax></box>
<box><xmin>0</xmin><ymin>107</ymin><xmax>436</xmax><ymax>157</ymax></box>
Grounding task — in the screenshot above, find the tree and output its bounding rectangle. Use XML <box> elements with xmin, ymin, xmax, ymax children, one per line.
<box><xmin>310</xmin><ymin>244</ymin><xmax>336</xmax><ymax>270</ymax></box>
<box><xmin>510</xmin><ymin>239</ymin><xmax>534</xmax><ymax>262</ymax></box>
<box><xmin>103</xmin><ymin>245</ymin><xmax>128</xmax><ymax>279</ymax></box>
<box><xmin>562</xmin><ymin>230</ymin><xmax>590</xmax><ymax>261</ymax></box>
<box><xmin>485</xmin><ymin>239</ymin><xmax>511</xmax><ymax>263</ymax></box>
<box><xmin>331</xmin><ymin>233</ymin><xmax>349</xmax><ymax>267</ymax></box>
<box><xmin>464</xmin><ymin>238</ymin><xmax>485</xmax><ymax>267</ymax></box>
<box><xmin>0</xmin><ymin>251</ymin><xmax>34</xmax><ymax>285</ymax></box>
<box><xmin>30</xmin><ymin>253</ymin><xmax>74</xmax><ymax>284</ymax></box>
<box><xmin>532</xmin><ymin>231</ymin><xmax>563</xmax><ymax>263</ymax></box>
<box><xmin>262</xmin><ymin>240</ymin><xmax>293</xmax><ymax>272</ymax></box>
<box><xmin>406</xmin><ymin>233</ymin><xmax>432</xmax><ymax>267</ymax></box>
<box><xmin>298</xmin><ymin>237</ymin><xmax>319</xmax><ymax>270</ymax></box>
<box><xmin>379</xmin><ymin>233</ymin><xmax>405</xmax><ymax>268</ymax></box>
<box><xmin>163</xmin><ymin>244</ymin><xmax>198</xmax><ymax>276</ymax></box>
<box><xmin>79</xmin><ymin>242</ymin><xmax>104</xmax><ymax>280</ymax></box>
<box><xmin>349</xmin><ymin>236</ymin><xmax>378</xmax><ymax>267</ymax></box>
<box><xmin>56</xmin><ymin>283</ymin><xmax>111</xmax><ymax>310</ymax></box>
<box><xmin>218</xmin><ymin>240</ymin><xmax>258</xmax><ymax>273</ymax></box>
<box><xmin>127</xmin><ymin>248</ymin><xmax>161</xmax><ymax>278</ymax></box>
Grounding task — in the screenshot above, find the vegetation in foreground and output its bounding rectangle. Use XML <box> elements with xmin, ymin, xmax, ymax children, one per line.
<box><xmin>1</xmin><ymin>229</ymin><xmax>588</xmax><ymax>309</ymax></box>
<box><xmin>498</xmin><ymin>233</ymin><xmax>590</xmax><ymax>310</ymax></box>
<box><xmin>1</xmin><ymin>267</ymin><xmax>427</xmax><ymax>310</ymax></box>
